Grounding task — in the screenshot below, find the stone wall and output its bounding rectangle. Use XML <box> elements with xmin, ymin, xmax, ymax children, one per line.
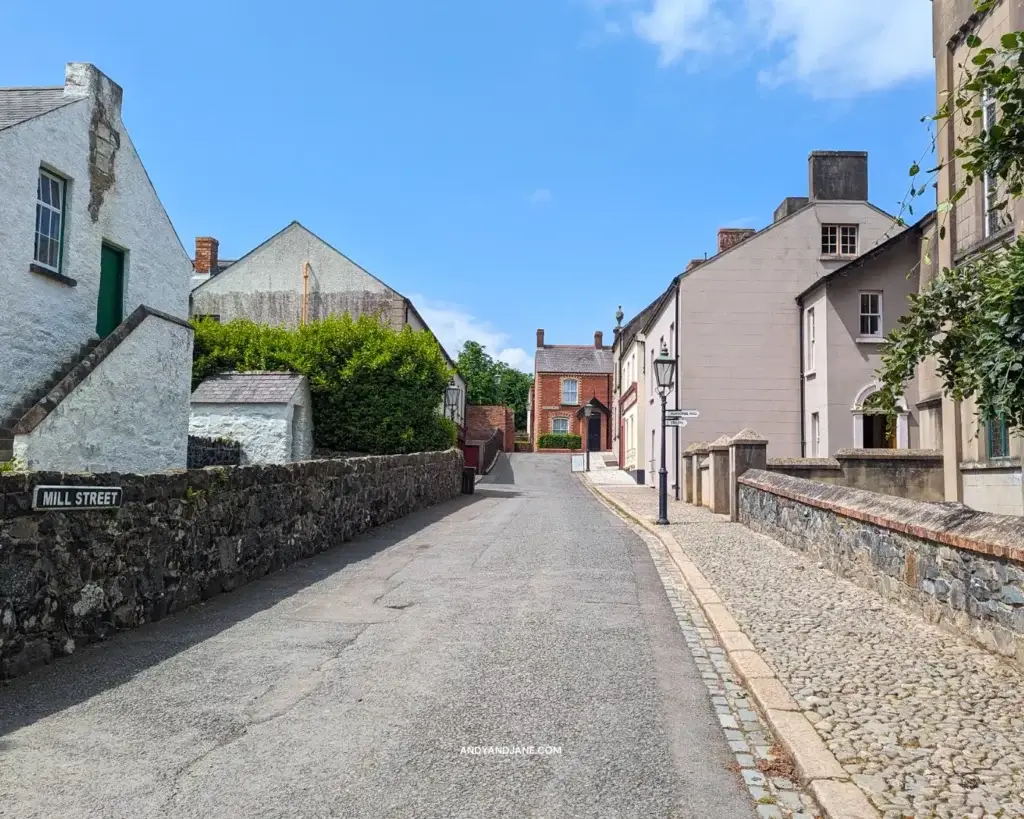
<box><xmin>767</xmin><ymin>449</ymin><xmax>944</xmax><ymax>502</ymax></box>
<box><xmin>187</xmin><ymin>435</ymin><xmax>242</xmax><ymax>468</ymax></box>
<box><xmin>737</xmin><ymin>469</ymin><xmax>1024</xmax><ymax>666</ymax></box>
<box><xmin>0</xmin><ymin>449</ymin><xmax>463</xmax><ymax>679</ymax></box>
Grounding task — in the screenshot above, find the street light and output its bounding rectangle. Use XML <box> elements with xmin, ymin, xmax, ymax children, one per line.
<box><xmin>654</xmin><ymin>343</ymin><xmax>677</xmax><ymax>525</ymax></box>
<box><xmin>444</xmin><ymin>380</ymin><xmax>461</xmax><ymax>423</ymax></box>
<box><xmin>583</xmin><ymin>404</ymin><xmax>594</xmax><ymax>471</ymax></box>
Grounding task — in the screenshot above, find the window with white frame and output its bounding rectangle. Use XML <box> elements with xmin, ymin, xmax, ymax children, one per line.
<box><xmin>806</xmin><ymin>308</ymin><xmax>816</xmax><ymax>370</ymax></box>
<box><xmin>859</xmin><ymin>291</ymin><xmax>882</xmax><ymax>338</ymax></box>
<box><xmin>35</xmin><ymin>169</ymin><xmax>67</xmax><ymax>272</ymax></box>
<box><xmin>810</xmin><ymin>412</ymin><xmax>820</xmax><ymax>457</ymax></box>
<box><xmin>821</xmin><ymin>224</ymin><xmax>858</xmax><ymax>256</ymax></box>
<box><xmin>552</xmin><ymin>417</ymin><xmax>570</xmax><ymax>435</ymax></box>
<box><xmin>983</xmin><ymin>89</ymin><xmax>1007</xmax><ymax>238</ymax></box>
<box><xmin>561</xmin><ymin>378</ymin><xmax>578</xmax><ymax>405</ymax></box>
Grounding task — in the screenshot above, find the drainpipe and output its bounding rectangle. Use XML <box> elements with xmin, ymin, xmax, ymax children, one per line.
<box><xmin>797</xmin><ymin>296</ymin><xmax>806</xmax><ymax>458</ymax></box>
<box><xmin>674</xmin><ymin>284</ymin><xmax>680</xmax><ymax>500</ymax></box>
<box><xmin>301</xmin><ymin>262</ymin><xmax>310</xmax><ymax>325</ymax></box>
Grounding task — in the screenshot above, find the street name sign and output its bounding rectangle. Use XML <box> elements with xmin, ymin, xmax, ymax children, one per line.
<box><xmin>665</xmin><ymin>409</ymin><xmax>700</xmax><ymax>420</ymax></box>
<box><xmin>33</xmin><ymin>486</ymin><xmax>123</xmax><ymax>511</ymax></box>
<box><xmin>665</xmin><ymin>419</ymin><xmax>688</xmax><ymax>428</ymax></box>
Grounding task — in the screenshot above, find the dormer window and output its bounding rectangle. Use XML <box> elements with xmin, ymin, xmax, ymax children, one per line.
<box><xmin>34</xmin><ymin>169</ymin><xmax>66</xmax><ymax>272</ymax></box>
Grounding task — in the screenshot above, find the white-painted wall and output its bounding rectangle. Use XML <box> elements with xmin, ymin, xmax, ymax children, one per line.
<box><xmin>14</xmin><ymin>314</ymin><xmax>192</xmax><ymax>472</ymax></box>
<box><xmin>0</xmin><ymin>64</ymin><xmax>191</xmax><ymax>424</ymax></box>
<box><xmin>643</xmin><ymin>292</ymin><xmax>679</xmax><ymax>494</ymax></box>
<box><xmin>802</xmin><ymin>287</ymin><xmax>828</xmax><ymax>457</ymax></box>
<box><xmin>189</xmin><ymin>382</ymin><xmax>314</xmax><ymax>465</ymax></box>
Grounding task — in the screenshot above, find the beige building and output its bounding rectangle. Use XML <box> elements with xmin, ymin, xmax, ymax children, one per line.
<box><xmin>670</xmin><ymin>152</ymin><xmax>896</xmax><ymax>459</ymax></box>
<box><xmin>929</xmin><ymin>0</ymin><xmax>1023</xmax><ymax>514</ymax></box>
<box><xmin>796</xmin><ymin>215</ymin><xmax>931</xmax><ymax>455</ymax></box>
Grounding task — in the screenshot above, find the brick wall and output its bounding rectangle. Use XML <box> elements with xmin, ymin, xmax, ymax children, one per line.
<box><xmin>466</xmin><ymin>405</ymin><xmax>515</xmax><ymax>451</ymax></box>
<box><xmin>532</xmin><ymin>372</ymin><xmax>612</xmax><ymax>448</ymax></box>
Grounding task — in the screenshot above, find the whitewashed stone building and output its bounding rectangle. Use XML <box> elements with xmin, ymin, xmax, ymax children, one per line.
<box><xmin>190</xmin><ymin>373</ymin><xmax>314</xmax><ymax>465</ymax></box>
<box><xmin>0</xmin><ymin>63</ymin><xmax>193</xmax><ymax>473</ymax></box>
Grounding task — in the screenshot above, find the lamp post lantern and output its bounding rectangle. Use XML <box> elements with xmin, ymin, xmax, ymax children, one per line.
<box><xmin>653</xmin><ymin>343</ymin><xmax>677</xmax><ymax>525</ymax></box>
<box><xmin>445</xmin><ymin>380</ymin><xmax>461</xmax><ymax>423</ymax></box>
<box><xmin>583</xmin><ymin>404</ymin><xmax>594</xmax><ymax>471</ymax></box>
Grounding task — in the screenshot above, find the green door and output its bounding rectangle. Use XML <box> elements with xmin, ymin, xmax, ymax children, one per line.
<box><xmin>96</xmin><ymin>244</ymin><xmax>125</xmax><ymax>337</ymax></box>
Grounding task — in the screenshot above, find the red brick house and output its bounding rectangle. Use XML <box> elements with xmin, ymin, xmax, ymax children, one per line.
<box><xmin>531</xmin><ymin>329</ymin><xmax>613</xmax><ymax>451</ymax></box>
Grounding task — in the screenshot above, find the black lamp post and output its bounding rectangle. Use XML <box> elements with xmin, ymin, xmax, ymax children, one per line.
<box><xmin>583</xmin><ymin>404</ymin><xmax>594</xmax><ymax>471</ymax></box>
<box><xmin>445</xmin><ymin>380</ymin><xmax>461</xmax><ymax>423</ymax></box>
<box><xmin>654</xmin><ymin>343</ymin><xmax>677</xmax><ymax>525</ymax></box>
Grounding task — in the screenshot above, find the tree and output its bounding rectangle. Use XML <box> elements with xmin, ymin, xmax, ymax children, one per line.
<box><xmin>874</xmin><ymin>1</ymin><xmax>1024</xmax><ymax>435</ymax></box>
<box><xmin>455</xmin><ymin>341</ymin><xmax>533</xmax><ymax>430</ymax></box>
<box><xmin>192</xmin><ymin>315</ymin><xmax>457</xmax><ymax>455</ymax></box>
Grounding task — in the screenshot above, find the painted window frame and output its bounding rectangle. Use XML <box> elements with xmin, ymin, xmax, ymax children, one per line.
<box><xmin>561</xmin><ymin>378</ymin><xmax>579</xmax><ymax>406</ymax></box>
<box><xmin>810</xmin><ymin>412</ymin><xmax>820</xmax><ymax>457</ymax></box>
<box><xmin>34</xmin><ymin>167</ymin><xmax>68</xmax><ymax>273</ymax></box>
<box><xmin>858</xmin><ymin>291</ymin><xmax>883</xmax><ymax>339</ymax></box>
<box><xmin>982</xmin><ymin>89</ymin><xmax>1007</xmax><ymax>238</ymax></box>
<box><xmin>805</xmin><ymin>307</ymin><xmax>816</xmax><ymax>371</ymax></box>
<box><xmin>821</xmin><ymin>224</ymin><xmax>859</xmax><ymax>257</ymax></box>
<box><xmin>551</xmin><ymin>417</ymin><xmax>570</xmax><ymax>435</ymax></box>
<box><xmin>987</xmin><ymin>416</ymin><xmax>1011</xmax><ymax>459</ymax></box>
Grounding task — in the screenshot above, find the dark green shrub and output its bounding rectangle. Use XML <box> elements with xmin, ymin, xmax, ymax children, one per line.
<box><xmin>537</xmin><ymin>433</ymin><xmax>581</xmax><ymax>450</ymax></box>
<box><xmin>191</xmin><ymin>315</ymin><xmax>454</xmax><ymax>455</ymax></box>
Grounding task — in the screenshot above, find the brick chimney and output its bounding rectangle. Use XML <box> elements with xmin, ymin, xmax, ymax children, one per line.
<box><xmin>595</xmin><ymin>330</ymin><xmax>604</xmax><ymax>349</ymax></box>
<box><xmin>194</xmin><ymin>237</ymin><xmax>220</xmax><ymax>275</ymax></box>
<box><xmin>685</xmin><ymin>258</ymin><xmax>705</xmax><ymax>272</ymax></box>
<box><xmin>717</xmin><ymin>228</ymin><xmax>756</xmax><ymax>254</ymax></box>
<box><xmin>536</xmin><ymin>329</ymin><xmax>545</xmax><ymax>348</ymax></box>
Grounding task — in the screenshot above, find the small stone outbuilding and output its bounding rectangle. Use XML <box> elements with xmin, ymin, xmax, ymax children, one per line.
<box><xmin>190</xmin><ymin>372</ymin><xmax>313</xmax><ymax>464</ymax></box>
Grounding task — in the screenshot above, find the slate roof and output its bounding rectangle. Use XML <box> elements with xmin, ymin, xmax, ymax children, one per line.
<box><xmin>535</xmin><ymin>347</ymin><xmax>613</xmax><ymax>374</ymax></box>
<box><xmin>191</xmin><ymin>372</ymin><xmax>307</xmax><ymax>404</ymax></box>
<box><xmin>0</xmin><ymin>87</ymin><xmax>77</xmax><ymax>131</ymax></box>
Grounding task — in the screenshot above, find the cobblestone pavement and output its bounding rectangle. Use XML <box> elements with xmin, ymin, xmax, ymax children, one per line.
<box><xmin>613</xmin><ymin>505</ymin><xmax>824</xmax><ymax>819</ymax></box>
<box><xmin>598</xmin><ymin>483</ymin><xmax>1024</xmax><ymax>819</ymax></box>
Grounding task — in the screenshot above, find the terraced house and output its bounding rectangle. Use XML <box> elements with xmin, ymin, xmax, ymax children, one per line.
<box><xmin>929</xmin><ymin>0</ymin><xmax>1024</xmax><ymax>515</ymax></box>
<box><xmin>0</xmin><ymin>63</ymin><xmax>193</xmax><ymax>473</ymax></box>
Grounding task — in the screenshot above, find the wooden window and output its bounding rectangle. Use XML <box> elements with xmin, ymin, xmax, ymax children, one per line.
<box><xmin>822</xmin><ymin>224</ymin><xmax>858</xmax><ymax>256</ymax></box>
<box><xmin>806</xmin><ymin>308</ymin><xmax>816</xmax><ymax>370</ymax></box>
<box><xmin>988</xmin><ymin>417</ymin><xmax>1010</xmax><ymax>459</ymax></box>
<box><xmin>561</xmin><ymin>378</ymin><xmax>578</xmax><ymax>405</ymax></box>
<box><xmin>35</xmin><ymin>169</ymin><xmax>66</xmax><ymax>272</ymax></box>
<box><xmin>552</xmin><ymin>417</ymin><xmax>570</xmax><ymax>434</ymax></box>
<box><xmin>859</xmin><ymin>291</ymin><xmax>882</xmax><ymax>338</ymax></box>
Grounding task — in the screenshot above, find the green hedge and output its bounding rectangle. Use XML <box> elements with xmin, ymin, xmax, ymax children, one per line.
<box><xmin>537</xmin><ymin>433</ymin><xmax>582</xmax><ymax>450</ymax></box>
<box><xmin>191</xmin><ymin>315</ymin><xmax>457</xmax><ymax>455</ymax></box>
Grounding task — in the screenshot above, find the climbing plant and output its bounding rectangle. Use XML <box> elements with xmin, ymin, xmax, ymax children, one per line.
<box><xmin>873</xmin><ymin>0</ymin><xmax>1024</xmax><ymax>433</ymax></box>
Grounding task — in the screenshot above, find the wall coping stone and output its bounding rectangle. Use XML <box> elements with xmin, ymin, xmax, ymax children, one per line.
<box><xmin>709</xmin><ymin>435</ymin><xmax>732</xmax><ymax>452</ymax></box>
<box><xmin>960</xmin><ymin>457</ymin><xmax>1022</xmax><ymax>472</ymax></box>
<box><xmin>834</xmin><ymin>448</ymin><xmax>943</xmax><ymax>462</ymax></box>
<box><xmin>739</xmin><ymin>469</ymin><xmax>1024</xmax><ymax>566</ymax></box>
<box><xmin>14</xmin><ymin>305</ymin><xmax>194</xmax><ymax>436</ymax></box>
<box><xmin>768</xmin><ymin>457</ymin><xmax>840</xmax><ymax>470</ymax></box>
<box><xmin>731</xmin><ymin>428</ymin><xmax>768</xmax><ymax>444</ymax></box>
<box><xmin>687</xmin><ymin>441</ymin><xmax>711</xmax><ymax>454</ymax></box>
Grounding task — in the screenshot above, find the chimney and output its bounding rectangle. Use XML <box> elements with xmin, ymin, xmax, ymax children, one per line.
<box><xmin>808</xmin><ymin>151</ymin><xmax>868</xmax><ymax>202</ymax></box>
<box><xmin>64</xmin><ymin>63</ymin><xmax>123</xmax><ymax>121</ymax></box>
<box><xmin>536</xmin><ymin>329</ymin><xmax>545</xmax><ymax>348</ymax></box>
<box><xmin>773</xmin><ymin>197</ymin><xmax>810</xmax><ymax>223</ymax></box>
<box><xmin>685</xmin><ymin>258</ymin><xmax>705</xmax><ymax>272</ymax></box>
<box><xmin>717</xmin><ymin>228</ymin><xmax>756</xmax><ymax>254</ymax></box>
<box><xmin>194</xmin><ymin>237</ymin><xmax>220</xmax><ymax>275</ymax></box>
<box><xmin>594</xmin><ymin>330</ymin><xmax>603</xmax><ymax>349</ymax></box>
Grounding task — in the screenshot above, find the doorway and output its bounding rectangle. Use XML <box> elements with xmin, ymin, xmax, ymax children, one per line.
<box><xmin>587</xmin><ymin>414</ymin><xmax>602</xmax><ymax>452</ymax></box>
<box><xmin>97</xmin><ymin>244</ymin><xmax>125</xmax><ymax>338</ymax></box>
<box><xmin>862</xmin><ymin>414</ymin><xmax>895</xmax><ymax>449</ymax></box>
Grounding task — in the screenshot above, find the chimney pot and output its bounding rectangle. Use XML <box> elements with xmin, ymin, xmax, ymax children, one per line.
<box><xmin>717</xmin><ymin>228</ymin><xmax>757</xmax><ymax>254</ymax></box>
<box><xmin>536</xmin><ymin>329</ymin><xmax>545</xmax><ymax>348</ymax></box>
<box><xmin>594</xmin><ymin>330</ymin><xmax>603</xmax><ymax>349</ymax></box>
<box><xmin>194</xmin><ymin>237</ymin><xmax>220</xmax><ymax>275</ymax></box>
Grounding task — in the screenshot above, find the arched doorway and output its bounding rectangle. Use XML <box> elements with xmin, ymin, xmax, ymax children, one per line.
<box><xmin>851</xmin><ymin>382</ymin><xmax>909</xmax><ymax>449</ymax></box>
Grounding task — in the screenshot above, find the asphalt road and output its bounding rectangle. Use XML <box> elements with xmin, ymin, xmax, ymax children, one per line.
<box><xmin>0</xmin><ymin>454</ymin><xmax>756</xmax><ymax>819</ymax></box>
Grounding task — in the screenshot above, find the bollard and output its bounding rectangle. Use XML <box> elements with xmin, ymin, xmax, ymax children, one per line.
<box><xmin>461</xmin><ymin>466</ymin><xmax>477</xmax><ymax>494</ymax></box>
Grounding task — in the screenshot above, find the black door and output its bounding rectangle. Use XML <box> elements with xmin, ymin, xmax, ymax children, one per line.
<box><xmin>587</xmin><ymin>415</ymin><xmax>602</xmax><ymax>451</ymax></box>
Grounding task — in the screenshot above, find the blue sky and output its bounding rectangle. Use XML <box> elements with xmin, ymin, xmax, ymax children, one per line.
<box><xmin>2</xmin><ymin>0</ymin><xmax>936</xmax><ymax>372</ymax></box>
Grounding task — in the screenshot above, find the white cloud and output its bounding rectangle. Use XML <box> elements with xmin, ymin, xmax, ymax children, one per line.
<box><xmin>589</xmin><ymin>0</ymin><xmax>933</xmax><ymax>97</ymax></box>
<box><xmin>530</xmin><ymin>188</ymin><xmax>553</xmax><ymax>204</ymax></box>
<box><xmin>409</xmin><ymin>295</ymin><xmax>533</xmax><ymax>373</ymax></box>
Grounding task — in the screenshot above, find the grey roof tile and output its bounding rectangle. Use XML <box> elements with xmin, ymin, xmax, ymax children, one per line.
<box><xmin>0</xmin><ymin>87</ymin><xmax>77</xmax><ymax>131</ymax></box>
<box><xmin>535</xmin><ymin>347</ymin><xmax>613</xmax><ymax>374</ymax></box>
<box><xmin>191</xmin><ymin>372</ymin><xmax>307</xmax><ymax>404</ymax></box>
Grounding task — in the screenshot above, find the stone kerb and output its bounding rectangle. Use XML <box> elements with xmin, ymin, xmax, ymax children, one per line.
<box><xmin>728</xmin><ymin>428</ymin><xmax>768</xmax><ymax>522</ymax></box>
<box><xmin>688</xmin><ymin>442</ymin><xmax>710</xmax><ymax>507</ymax></box>
<box><xmin>707</xmin><ymin>436</ymin><xmax>732</xmax><ymax>515</ymax></box>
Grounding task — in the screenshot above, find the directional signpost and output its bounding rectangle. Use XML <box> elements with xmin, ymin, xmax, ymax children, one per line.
<box><xmin>665</xmin><ymin>409</ymin><xmax>699</xmax><ymax>428</ymax></box>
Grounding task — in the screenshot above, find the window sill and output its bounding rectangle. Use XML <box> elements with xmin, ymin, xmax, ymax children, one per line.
<box><xmin>819</xmin><ymin>254</ymin><xmax>858</xmax><ymax>263</ymax></box>
<box><xmin>855</xmin><ymin>336</ymin><xmax>885</xmax><ymax>345</ymax></box>
<box><xmin>954</xmin><ymin>224</ymin><xmax>1015</xmax><ymax>264</ymax></box>
<box><xmin>29</xmin><ymin>263</ymin><xmax>77</xmax><ymax>287</ymax></box>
